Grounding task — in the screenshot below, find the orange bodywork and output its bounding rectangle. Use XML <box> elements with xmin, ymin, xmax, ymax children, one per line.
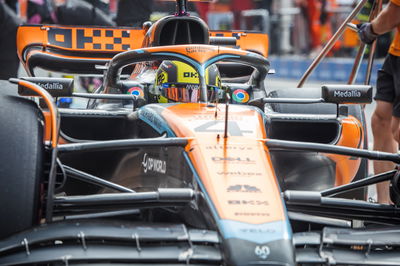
<box><xmin>17</xmin><ymin>25</ymin><xmax>146</xmax><ymax>60</ymax></box>
<box><xmin>157</xmin><ymin>103</ymin><xmax>364</xmax><ymax>223</ymax></box>
<box><xmin>161</xmin><ymin>103</ymin><xmax>285</xmax><ymax>224</ymax></box>
<box><xmin>17</xmin><ymin>23</ymin><xmax>361</xmax><ymax>222</ymax></box>
<box><xmin>210</xmin><ymin>31</ymin><xmax>269</xmax><ymax>57</ymax></box>
<box><xmin>327</xmin><ymin>116</ymin><xmax>364</xmax><ymax>186</ymax></box>
<box><xmin>17</xmin><ymin>25</ymin><xmax>269</xmax><ymax>69</ymax></box>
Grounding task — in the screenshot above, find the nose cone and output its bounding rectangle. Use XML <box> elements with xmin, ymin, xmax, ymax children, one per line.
<box><xmin>224</xmin><ymin>238</ymin><xmax>295</xmax><ymax>266</ymax></box>
<box><xmin>219</xmin><ymin>220</ymin><xmax>295</xmax><ymax>265</ymax></box>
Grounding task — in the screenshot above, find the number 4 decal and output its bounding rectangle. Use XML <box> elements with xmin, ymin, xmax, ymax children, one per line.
<box><xmin>194</xmin><ymin>121</ymin><xmax>252</xmax><ymax>136</ymax></box>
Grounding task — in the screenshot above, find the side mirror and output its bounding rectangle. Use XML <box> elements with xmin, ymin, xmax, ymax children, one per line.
<box><xmin>321</xmin><ymin>84</ymin><xmax>372</xmax><ymax>104</ymax></box>
<box><xmin>18</xmin><ymin>77</ymin><xmax>74</xmax><ymax>97</ymax></box>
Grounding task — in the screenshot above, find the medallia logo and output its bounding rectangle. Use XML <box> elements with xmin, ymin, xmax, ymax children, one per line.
<box><xmin>37</xmin><ymin>83</ymin><xmax>63</xmax><ymax>90</ymax></box>
<box><xmin>333</xmin><ymin>90</ymin><xmax>361</xmax><ymax>98</ymax></box>
<box><xmin>142</xmin><ymin>153</ymin><xmax>167</xmax><ymax>174</ymax></box>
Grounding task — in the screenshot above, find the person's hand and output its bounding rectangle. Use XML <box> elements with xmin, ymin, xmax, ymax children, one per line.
<box><xmin>357</xmin><ymin>23</ymin><xmax>378</xmax><ymax>45</ymax></box>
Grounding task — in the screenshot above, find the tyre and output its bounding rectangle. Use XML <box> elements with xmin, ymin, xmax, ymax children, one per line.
<box><xmin>0</xmin><ymin>80</ymin><xmax>44</xmax><ymax>238</ymax></box>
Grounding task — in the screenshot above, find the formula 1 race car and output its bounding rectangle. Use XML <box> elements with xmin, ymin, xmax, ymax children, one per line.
<box><xmin>2</xmin><ymin>0</ymin><xmax>400</xmax><ymax>265</ymax></box>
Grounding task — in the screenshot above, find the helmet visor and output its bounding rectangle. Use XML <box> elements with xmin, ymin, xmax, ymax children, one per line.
<box><xmin>160</xmin><ymin>83</ymin><xmax>220</xmax><ymax>103</ymax></box>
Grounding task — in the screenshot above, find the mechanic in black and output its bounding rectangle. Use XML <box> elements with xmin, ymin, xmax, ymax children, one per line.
<box><xmin>0</xmin><ymin>0</ymin><xmax>21</xmax><ymax>80</ymax></box>
<box><xmin>116</xmin><ymin>0</ymin><xmax>154</xmax><ymax>27</ymax></box>
<box><xmin>358</xmin><ymin>0</ymin><xmax>400</xmax><ymax>203</ymax></box>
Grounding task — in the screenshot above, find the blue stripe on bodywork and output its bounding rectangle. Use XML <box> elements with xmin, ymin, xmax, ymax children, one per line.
<box><xmin>182</xmin><ymin>152</ymin><xmax>220</xmax><ymax>221</ymax></box>
<box><xmin>154</xmin><ymin>53</ymin><xmax>205</xmax><ymax>75</ymax></box>
<box><xmin>138</xmin><ymin>105</ymin><xmax>176</xmax><ymax>137</ymax></box>
<box><xmin>219</xmin><ymin>219</ymin><xmax>292</xmax><ymax>244</ymax></box>
<box><xmin>205</xmin><ymin>54</ymin><xmax>240</xmax><ymax>68</ymax></box>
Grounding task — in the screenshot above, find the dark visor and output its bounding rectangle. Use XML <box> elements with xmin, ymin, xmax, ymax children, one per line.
<box><xmin>160</xmin><ymin>83</ymin><xmax>219</xmax><ymax>103</ymax></box>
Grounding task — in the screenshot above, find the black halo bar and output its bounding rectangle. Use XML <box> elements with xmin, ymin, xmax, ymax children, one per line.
<box><xmin>54</xmin><ymin>188</ymin><xmax>194</xmax><ymax>207</ymax></box>
<box><xmin>58</xmin><ymin>137</ymin><xmax>189</xmax><ymax>153</ymax></box>
<box><xmin>63</xmin><ymin>165</ymin><xmax>135</xmax><ymax>193</ymax></box>
<box><xmin>72</xmin><ymin>93</ymin><xmax>140</xmax><ymax>100</ymax></box>
<box><xmin>321</xmin><ymin>170</ymin><xmax>396</xmax><ymax>197</ymax></box>
<box><xmin>265</xmin><ymin>139</ymin><xmax>400</xmax><ymax>164</ymax></box>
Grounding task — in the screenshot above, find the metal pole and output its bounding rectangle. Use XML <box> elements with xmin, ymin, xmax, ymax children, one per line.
<box><xmin>348</xmin><ymin>43</ymin><xmax>366</xmax><ymax>84</ymax></box>
<box><xmin>365</xmin><ymin>0</ymin><xmax>383</xmax><ymax>85</ymax></box>
<box><xmin>297</xmin><ymin>0</ymin><xmax>368</xmax><ymax>88</ymax></box>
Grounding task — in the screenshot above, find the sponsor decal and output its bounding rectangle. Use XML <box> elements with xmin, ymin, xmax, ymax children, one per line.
<box><xmin>234</xmin><ymin>212</ymin><xmax>270</xmax><ymax>217</ymax></box>
<box><xmin>183</xmin><ymin>72</ymin><xmax>198</xmax><ymax>78</ymax></box>
<box><xmin>157</xmin><ymin>72</ymin><xmax>166</xmax><ymax>85</ymax></box>
<box><xmin>219</xmin><ymin>220</ymin><xmax>290</xmax><ymax>244</ymax></box>
<box><xmin>255</xmin><ymin>245</ymin><xmax>270</xmax><ymax>260</ymax></box>
<box><xmin>185</xmin><ymin>46</ymin><xmax>214</xmax><ymax>54</ymax></box>
<box><xmin>127</xmin><ymin>87</ymin><xmax>144</xmax><ymax>97</ymax></box>
<box><xmin>227</xmin><ymin>184</ymin><xmax>262</xmax><ymax>193</ymax></box>
<box><xmin>212</xmin><ymin>157</ymin><xmax>255</xmax><ymax>164</ymax></box>
<box><xmin>47</xmin><ymin>28</ymin><xmax>132</xmax><ymax>50</ymax></box>
<box><xmin>232</xmin><ymin>89</ymin><xmax>250</xmax><ymax>103</ymax></box>
<box><xmin>228</xmin><ymin>200</ymin><xmax>268</xmax><ymax>206</ymax></box>
<box><xmin>206</xmin><ymin>145</ymin><xmax>252</xmax><ymax>151</ymax></box>
<box><xmin>185</xmin><ymin>84</ymin><xmax>200</xmax><ymax>90</ymax></box>
<box><xmin>333</xmin><ymin>90</ymin><xmax>361</xmax><ymax>98</ymax></box>
<box><xmin>142</xmin><ymin>153</ymin><xmax>166</xmax><ymax>174</ymax></box>
<box><xmin>219</xmin><ymin>171</ymin><xmax>261</xmax><ymax>177</ymax></box>
<box><xmin>139</xmin><ymin>108</ymin><xmax>174</xmax><ymax>136</ymax></box>
<box><xmin>37</xmin><ymin>82</ymin><xmax>63</xmax><ymax>90</ymax></box>
<box><xmin>239</xmin><ymin>228</ymin><xmax>276</xmax><ymax>234</ymax></box>
<box><xmin>191</xmin><ymin>115</ymin><xmax>245</xmax><ymax>121</ymax></box>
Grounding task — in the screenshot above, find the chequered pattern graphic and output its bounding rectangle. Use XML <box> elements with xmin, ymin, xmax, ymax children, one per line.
<box><xmin>48</xmin><ymin>28</ymin><xmax>135</xmax><ymax>51</ymax></box>
<box><xmin>77</xmin><ymin>29</ymin><xmax>132</xmax><ymax>51</ymax></box>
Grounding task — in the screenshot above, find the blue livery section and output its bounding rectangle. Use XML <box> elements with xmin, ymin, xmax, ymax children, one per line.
<box><xmin>138</xmin><ymin>104</ymin><xmax>176</xmax><ymax>137</ymax></box>
<box><xmin>219</xmin><ymin>219</ymin><xmax>292</xmax><ymax>244</ymax></box>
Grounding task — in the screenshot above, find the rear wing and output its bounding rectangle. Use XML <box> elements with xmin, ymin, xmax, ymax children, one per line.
<box><xmin>17</xmin><ymin>25</ymin><xmax>269</xmax><ymax>75</ymax></box>
<box><xmin>210</xmin><ymin>31</ymin><xmax>269</xmax><ymax>57</ymax></box>
<box><xmin>17</xmin><ymin>25</ymin><xmax>146</xmax><ymax>75</ymax></box>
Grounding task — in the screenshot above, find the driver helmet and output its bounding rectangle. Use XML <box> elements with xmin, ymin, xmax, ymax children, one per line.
<box><xmin>154</xmin><ymin>60</ymin><xmax>221</xmax><ymax>103</ymax></box>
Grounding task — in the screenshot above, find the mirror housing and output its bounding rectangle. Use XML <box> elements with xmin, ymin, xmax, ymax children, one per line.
<box><xmin>18</xmin><ymin>77</ymin><xmax>74</xmax><ymax>97</ymax></box>
<box><xmin>321</xmin><ymin>84</ymin><xmax>372</xmax><ymax>104</ymax></box>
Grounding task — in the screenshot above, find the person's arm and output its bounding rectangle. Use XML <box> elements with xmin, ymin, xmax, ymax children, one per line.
<box><xmin>371</xmin><ymin>1</ymin><xmax>400</xmax><ymax>34</ymax></box>
<box><xmin>358</xmin><ymin>1</ymin><xmax>400</xmax><ymax>44</ymax></box>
